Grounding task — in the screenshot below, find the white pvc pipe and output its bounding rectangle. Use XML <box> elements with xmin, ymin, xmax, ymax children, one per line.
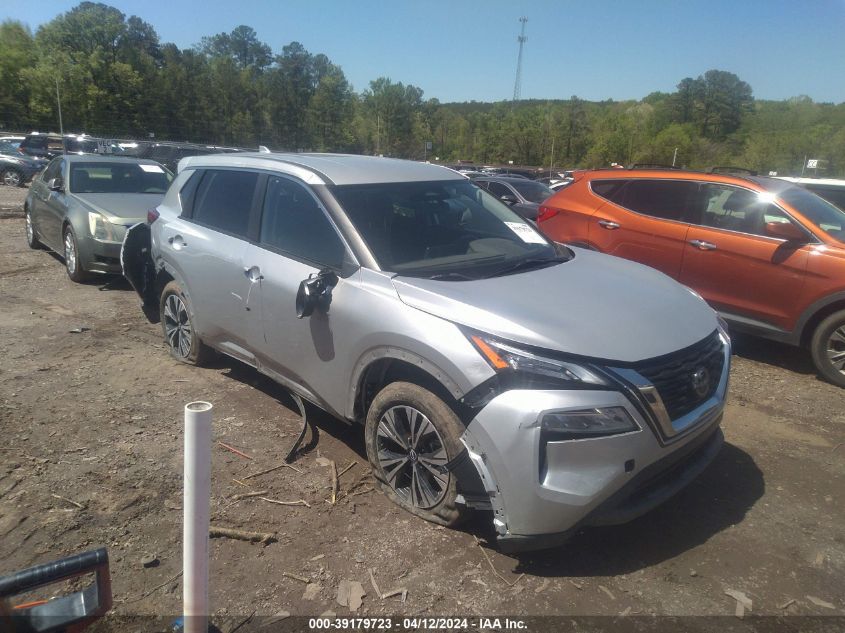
<box><xmin>183</xmin><ymin>401</ymin><xmax>212</xmax><ymax>633</ymax></box>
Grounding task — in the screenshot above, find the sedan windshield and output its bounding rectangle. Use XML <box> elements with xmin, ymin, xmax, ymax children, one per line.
<box><xmin>511</xmin><ymin>180</ymin><xmax>554</xmax><ymax>203</ymax></box>
<box><xmin>330</xmin><ymin>180</ymin><xmax>564</xmax><ymax>278</ymax></box>
<box><xmin>69</xmin><ymin>162</ymin><xmax>173</xmax><ymax>194</ymax></box>
<box><xmin>779</xmin><ymin>186</ymin><xmax>845</xmax><ymax>244</ymax></box>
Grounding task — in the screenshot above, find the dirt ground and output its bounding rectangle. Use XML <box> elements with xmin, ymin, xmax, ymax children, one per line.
<box><xmin>1</xmin><ymin>184</ymin><xmax>843</xmax><ymax>631</ymax></box>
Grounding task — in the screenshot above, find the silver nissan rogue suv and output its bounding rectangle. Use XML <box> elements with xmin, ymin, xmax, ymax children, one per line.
<box><xmin>122</xmin><ymin>153</ymin><xmax>730</xmax><ymax>552</ymax></box>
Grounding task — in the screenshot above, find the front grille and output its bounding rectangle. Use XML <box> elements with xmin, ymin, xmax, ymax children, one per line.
<box><xmin>634</xmin><ymin>330</ymin><xmax>725</xmax><ymax>421</ymax></box>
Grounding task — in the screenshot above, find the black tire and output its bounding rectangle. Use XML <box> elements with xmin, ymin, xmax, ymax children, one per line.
<box><xmin>63</xmin><ymin>225</ymin><xmax>90</xmax><ymax>282</ymax></box>
<box><xmin>365</xmin><ymin>381</ymin><xmax>469</xmax><ymax>526</ymax></box>
<box><xmin>24</xmin><ymin>205</ymin><xmax>42</xmax><ymax>249</ymax></box>
<box><xmin>810</xmin><ymin>309</ymin><xmax>845</xmax><ymax>388</ymax></box>
<box><xmin>159</xmin><ymin>280</ymin><xmax>212</xmax><ymax>365</ymax></box>
<box><xmin>1</xmin><ymin>168</ymin><xmax>23</xmax><ymax>187</ymax></box>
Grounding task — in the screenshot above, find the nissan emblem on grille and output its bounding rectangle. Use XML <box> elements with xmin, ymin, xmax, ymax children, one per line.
<box><xmin>691</xmin><ymin>367</ymin><xmax>710</xmax><ymax>399</ymax></box>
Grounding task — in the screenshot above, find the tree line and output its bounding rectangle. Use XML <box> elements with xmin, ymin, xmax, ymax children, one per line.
<box><xmin>1</xmin><ymin>2</ymin><xmax>844</xmax><ymax>177</ymax></box>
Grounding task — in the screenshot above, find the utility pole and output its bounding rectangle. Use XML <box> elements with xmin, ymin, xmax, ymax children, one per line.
<box><xmin>376</xmin><ymin>113</ymin><xmax>380</xmax><ymax>156</ymax></box>
<box><xmin>55</xmin><ymin>76</ymin><xmax>64</xmax><ymax>139</ymax></box>
<box><xmin>513</xmin><ymin>17</ymin><xmax>527</xmax><ymax>101</ymax></box>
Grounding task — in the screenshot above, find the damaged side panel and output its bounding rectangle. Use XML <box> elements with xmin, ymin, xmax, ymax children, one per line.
<box><xmin>121</xmin><ymin>223</ymin><xmax>160</xmax><ymax>322</ymax></box>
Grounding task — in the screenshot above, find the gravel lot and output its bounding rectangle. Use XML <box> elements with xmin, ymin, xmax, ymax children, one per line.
<box><xmin>0</xmin><ymin>184</ymin><xmax>843</xmax><ymax>631</ymax></box>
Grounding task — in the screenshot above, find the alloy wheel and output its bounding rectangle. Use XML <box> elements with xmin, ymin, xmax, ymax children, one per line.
<box><xmin>163</xmin><ymin>294</ymin><xmax>192</xmax><ymax>359</ymax></box>
<box><xmin>2</xmin><ymin>170</ymin><xmax>21</xmax><ymax>187</ymax></box>
<box><xmin>826</xmin><ymin>325</ymin><xmax>845</xmax><ymax>376</ymax></box>
<box><xmin>376</xmin><ymin>405</ymin><xmax>449</xmax><ymax>509</ymax></box>
<box><xmin>64</xmin><ymin>231</ymin><xmax>77</xmax><ymax>275</ymax></box>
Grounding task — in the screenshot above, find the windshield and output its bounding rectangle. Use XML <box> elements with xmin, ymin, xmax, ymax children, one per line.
<box><xmin>779</xmin><ymin>186</ymin><xmax>845</xmax><ymax>244</ymax></box>
<box><xmin>330</xmin><ymin>179</ymin><xmax>561</xmax><ymax>278</ymax></box>
<box><xmin>69</xmin><ymin>162</ymin><xmax>173</xmax><ymax>194</ymax></box>
<box><xmin>511</xmin><ymin>180</ymin><xmax>554</xmax><ymax>203</ymax></box>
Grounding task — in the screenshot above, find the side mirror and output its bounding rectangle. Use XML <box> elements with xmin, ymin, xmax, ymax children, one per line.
<box><xmin>48</xmin><ymin>177</ymin><xmax>64</xmax><ymax>192</ymax></box>
<box><xmin>765</xmin><ymin>221</ymin><xmax>806</xmax><ymax>242</ymax></box>
<box><xmin>296</xmin><ymin>269</ymin><xmax>338</xmax><ymax>319</ymax></box>
<box><xmin>500</xmin><ymin>194</ymin><xmax>517</xmax><ymax>205</ymax></box>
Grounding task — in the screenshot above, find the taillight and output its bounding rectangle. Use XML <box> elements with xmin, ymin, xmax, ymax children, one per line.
<box><xmin>147</xmin><ymin>209</ymin><xmax>160</xmax><ymax>224</ymax></box>
<box><xmin>537</xmin><ymin>205</ymin><xmax>560</xmax><ymax>223</ymax></box>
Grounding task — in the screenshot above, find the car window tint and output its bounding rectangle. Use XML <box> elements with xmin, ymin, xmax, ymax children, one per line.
<box><xmin>192</xmin><ymin>170</ymin><xmax>257</xmax><ymax>237</ymax></box>
<box><xmin>699</xmin><ymin>184</ymin><xmax>792</xmax><ymax>237</ymax></box>
<box><xmin>591</xmin><ymin>179</ymin><xmax>626</xmax><ymax>202</ymax></box>
<box><xmin>619</xmin><ymin>180</ymin><xmax>696</xmax><ymax>221</ymax></box>
<box><xmin>487</xmin><ymin>182</ymin><xmax>512</xmax><ymax>199</ymax></box>
<box><xmin>260</xmin><ymin>176</ymin><xmax>346</xmax><ymax>268</ymax></box>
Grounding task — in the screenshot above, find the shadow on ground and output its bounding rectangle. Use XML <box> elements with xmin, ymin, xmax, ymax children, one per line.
<box><xmin>730</xmin><ymin>332</ymin><xmax>816</xmax><ymax>375</ymax></box>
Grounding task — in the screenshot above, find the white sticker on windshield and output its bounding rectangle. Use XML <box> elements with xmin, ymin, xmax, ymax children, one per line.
<box><xmin>139</xmin><ymin>164</ymin><xmax>164</xmax><ymax>173</ymax></box>
<box><xmin>505</xmin><ymin>221</ymin><xmax>547</xmax><ymax>244</ymax></box>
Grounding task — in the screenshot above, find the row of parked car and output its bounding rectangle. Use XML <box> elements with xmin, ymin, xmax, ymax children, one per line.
<box><xmin>19</xmin><ymin>149</ymin><xmax>845</xmax><ymax>552</ymax></box>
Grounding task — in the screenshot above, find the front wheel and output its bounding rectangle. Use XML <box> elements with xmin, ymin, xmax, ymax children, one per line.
<box><xmin>63</xmin><ymin>226</ymin><xmax>89</xmax><ymax>282</ymax></box>
<box><xmin>365</xmin><ymin>382</ymin><xmax>469</xmax><ymax>526</ymax></box>
<box><xmin>159</xmin><ymin>281</ymin><xmax>212</xmax><ymax>365</ymax></box>
<box><xmin>25</xmin><ymin>206</ymin><xmax>42</xmax><ymax>249</ymax></box>
<box><xmin>810</xmin><ymin>310</ymin><xmax>845</xmax><ymax>388</ymax></box>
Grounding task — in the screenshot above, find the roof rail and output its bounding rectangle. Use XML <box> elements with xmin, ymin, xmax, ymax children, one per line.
<box><xmin>627</xmin><ymin>163</ymin><xmax>681</xmax><ymax>170</ymax></box>
<box><xmin>707</xmin><ymin>166</ymin><xmax>758</xmax><ymax>176</ymax></box>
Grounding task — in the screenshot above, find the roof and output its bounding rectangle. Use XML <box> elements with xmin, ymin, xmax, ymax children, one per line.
<box><xmin>583</xmin><ymin>167</ymin><xmax>802</xmax><ymax>194</ymax></box>
<box><xmin>62</xmin><ymin>154</ymin><xmax>166</xmax><ymax>167</ymax></box>
<box><xmin>776</xmin><ymin>176</ymin><xmax>845</xmax><ymax>188</ymax></box>
<box><xmin>178</xmin><ymin>152</ymin><xmax>465</xmax><ymax>186</ymax></box>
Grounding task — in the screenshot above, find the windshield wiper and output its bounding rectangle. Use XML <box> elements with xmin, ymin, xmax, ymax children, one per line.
<box><xmin>426</xmin><ymin>272</ymin><xmax>475</xmax><ymax>281</ymax></box>
<box><xmin>483</xmin><ymin>256</ymin><xmax>569</xmax><ymax>278</ymax></box>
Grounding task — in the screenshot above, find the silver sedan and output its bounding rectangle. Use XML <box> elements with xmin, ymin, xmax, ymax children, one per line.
<box><xmin>24</xmin><ymin>155</ymin><xmax>172</xmax><ymax>282</ymax></box>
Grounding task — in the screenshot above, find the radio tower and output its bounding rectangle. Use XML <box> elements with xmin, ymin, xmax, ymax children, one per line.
<box><xmin>512</xmin><ymin>17</ymin><xmax>528</xmax><ymax>101</ymax></box>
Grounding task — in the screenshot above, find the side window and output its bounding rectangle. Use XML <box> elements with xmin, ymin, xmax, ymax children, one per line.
<box><xmin>259</xmin><ymin>176</ymin><xmax>346</xmax><ymax>269</ymax></box>
<box><xmin>487</xmin><ymin>182</ymin><xmax>512</xmax><ymax>200</ymax></box>
<box><xmin>191</xmin><ymin>170</ymin><xmax>258</xmax><ymax>237</ymax></box>
<box><xmin>591</xmin><ymin>179</ymin><xmax>626</xmax><ymax>203</ymax></box>
<box><xmin>618</xmin><ymin>180</ymin><xmax>697</xmax><ymax>221</ymax></box>
<box><xmin>47</xmin><ymin>138</ymin><xmax>64</xmax><ymax>153</ymax></box>
<box><xmin>42</xmin><ymin>157</ymin><xmax>63</xmax><ymax>182</ymax></box>
<box><xmin>698</xmin><ymin>184</ymin><xmax>793</xmax><ymax>237</ymax></box>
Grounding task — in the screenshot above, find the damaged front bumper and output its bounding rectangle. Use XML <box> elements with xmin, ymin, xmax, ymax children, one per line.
<box><xmin>460</xmin><ymin>386</ymin><xmax>725</xmax><ymax>553</ymax></box>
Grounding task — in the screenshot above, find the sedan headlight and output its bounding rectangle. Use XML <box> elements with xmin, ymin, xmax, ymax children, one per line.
<box><xmin>87</xmin><ymin>211</ymin><xmax>120</xmax><ymax>242</ymax></box>
<box><xmin>469</xmin><ymin>334</ymin><xmax>608</xmax><ymax>386</ymax></box>
<box><xmin>542</xmin><ymin>407</ymin><xmax>638</xmax><ymax>439</ymax></box>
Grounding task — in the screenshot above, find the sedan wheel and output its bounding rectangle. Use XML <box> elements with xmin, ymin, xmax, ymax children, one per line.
<box><xmin>1</xmin><ymin>169</ymin><xmax>22</xmax><ymax>187</ymax></box>
<box><xmin>63</xmin><ymin>227</ymin><xmax>89</xmax><ymax>282</ymax></box>
<box><xmin>25</xmin><ymin>207</ymin><xmax>41</xmax><ymax>249</ymax></box>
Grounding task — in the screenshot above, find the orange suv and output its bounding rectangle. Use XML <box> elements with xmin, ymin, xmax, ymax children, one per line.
<box><xmin>537</xmin><ymin>167</ymin><xmax>845</xmax><ymax>386</ymax></box>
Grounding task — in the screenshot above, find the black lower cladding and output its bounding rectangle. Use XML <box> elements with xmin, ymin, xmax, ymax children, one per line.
<box><xmin>496</xmin><ymin>424</ymin><xmax>724</xmax><ymax>553</ymax></box>
<box><xmin>634</xmin><ymin>330</ymin><xmax>725</xmax><ymax>420</ymax></box>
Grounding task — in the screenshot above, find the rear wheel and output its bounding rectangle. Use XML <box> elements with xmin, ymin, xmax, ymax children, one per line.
<box><xmin>810</xmin><ymin>310</ymin><xmax>845</xmax><ymax>388</ymax></box>
<box><xmin>365</xmin><ymin>381</ymin><xmax>468</xmax><ymax>526</ymax></box>
<box><xmin>159</xmin><ymin>280</ymin><xmax>212</xmax><ymax>365</ymax></box>
<box><xmin>1</xmin><ymin>168</ymin><xmax>23</xmax><ymax>187</ymax></box>
<box><xmin>63</xmin><ymin>226</ymin><xmax>89</xmax><ymax>282</ymax></box>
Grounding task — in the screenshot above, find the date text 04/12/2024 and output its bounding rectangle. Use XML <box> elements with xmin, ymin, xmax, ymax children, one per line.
<box><xmin>308</xmin><ymin>617</ymin><xmax>528</xmax><ymax>630</ymax></box>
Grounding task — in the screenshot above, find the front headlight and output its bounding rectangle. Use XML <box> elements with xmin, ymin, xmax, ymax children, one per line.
<box><xmin>87</xmin><ymin>211</ymin><xmax>119</xmax><ymax>242</ymax></box>
<box><xmin>542</xmin><ymin>407</ymin><xmax>638</xmax><ymax>439</ymax></box>
<box><xmin>468</xmin><ymin>334</ymin><xmax>608</xmax><ymax>386</ymax></box>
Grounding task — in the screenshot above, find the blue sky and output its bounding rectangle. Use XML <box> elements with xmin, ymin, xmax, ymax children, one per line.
<box><xmin>6</xmin><ymin>0</ymin><xmax>845</xmax><ymax>103</ymax></box>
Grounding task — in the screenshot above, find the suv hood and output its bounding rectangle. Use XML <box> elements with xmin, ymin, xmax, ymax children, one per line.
<box><xmin>391</xmin><ymin>248</ymin><xmax>719</xmax><ymax>363</ymax></box>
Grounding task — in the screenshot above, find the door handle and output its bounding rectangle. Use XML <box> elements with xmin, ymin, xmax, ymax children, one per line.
<box><xmin>689</xmin><ymin>239</ymin><xmax>717</xmax><ymax>251</ymax></box>
<box><xmin>597</xmin><ymin>219</ymin><xmax>620</xmax><ymax>230</ymax></box>
<box><xmin>244</xmin><ymin>266</ymin><xmax>263</xmax><ymax>282</ymax></box>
